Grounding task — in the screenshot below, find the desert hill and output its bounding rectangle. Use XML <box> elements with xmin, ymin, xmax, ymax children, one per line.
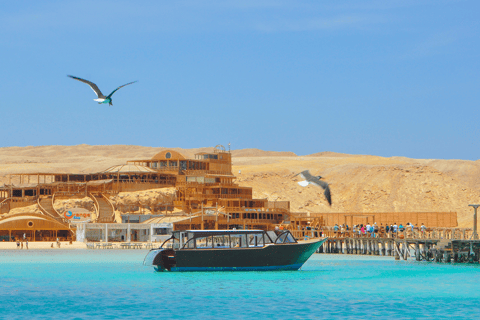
<box><xmin>0</xmin><ymin>145</ymin><xmax>479</xmax><ymax>228</ymax></box>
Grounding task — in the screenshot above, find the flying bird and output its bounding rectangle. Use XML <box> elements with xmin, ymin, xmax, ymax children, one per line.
<box><xmin>294</xmin><ymin>170</ymin><xmax>332</xmax><ymax>206</ymax></box>
<box><xmin>68</xmin><ymin>75</ymin><xmax>137</xmax><ymax>106</ymax></box>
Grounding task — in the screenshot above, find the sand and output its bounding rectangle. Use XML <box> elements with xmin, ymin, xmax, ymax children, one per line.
<box><xmin>0</xmin><ymin>241</ymin><xmax>87</xmax><ymax>250</ymax></box>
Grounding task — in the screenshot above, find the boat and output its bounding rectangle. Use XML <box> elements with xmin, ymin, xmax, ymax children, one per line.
<box><xmin>143</xmin><ymin>229</ymin><xmax>327</xmax><ymax>272</ymax></box>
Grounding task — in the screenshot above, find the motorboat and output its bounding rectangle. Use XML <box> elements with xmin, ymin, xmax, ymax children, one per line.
<box><xmin>144</xmin><ymin>229</ymin><xmax>327</xmax><ymax>272</ymax></box>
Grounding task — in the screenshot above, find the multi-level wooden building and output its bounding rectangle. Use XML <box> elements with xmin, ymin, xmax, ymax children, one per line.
<box><xmin>0</xmin><ymin>145</ymin><xmax>289</xmax><ymax>235</ymax></box>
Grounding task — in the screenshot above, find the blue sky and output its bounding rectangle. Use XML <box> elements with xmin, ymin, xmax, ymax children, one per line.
<box><xmin>1</xmin><ymin>0</ymin><xmax>479</xmax><ymax>159</ymax></box>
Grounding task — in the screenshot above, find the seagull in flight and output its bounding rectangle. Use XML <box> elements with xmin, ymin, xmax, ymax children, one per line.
<box><xmin>294</xmin><ymin>170</ymin><xmax>332</xmax><ymax>206</ymax></box>
<box><xmin>68</xmin><ymin>75</ymin><xmax>137</xmax><ymax>106</ymax></box>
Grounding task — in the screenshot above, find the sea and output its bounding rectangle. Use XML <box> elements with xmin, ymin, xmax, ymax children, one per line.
<box><xmin>0</xmin><ymin>250</ymin><xmax>479</xmax><ymax>319</ymax></box>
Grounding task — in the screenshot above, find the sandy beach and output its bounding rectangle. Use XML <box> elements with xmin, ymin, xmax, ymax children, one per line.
<box><xmin>0</xmin><ymin>241</ymin><xmax>87</xmax><ymax>250</ymax></box>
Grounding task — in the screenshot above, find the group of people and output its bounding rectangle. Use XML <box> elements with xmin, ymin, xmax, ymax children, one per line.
<box><xmin>333</xmin><ymin>222</ymin><xmax>427</xmax><ymax>238</ymax></box>
<box><xmin>14</xmin><ymin>234</ymin><xmax>63</xmax><ymax>249</ymax></box>
<box><xmin>296</xmin><ymin>225</ymin><xmax>323</xmax><ymax>238</ymax></box>
<box><xmin>15</xmin><ymin>233</ymin><xmax>28</xmax><ymax>249</ymax></box>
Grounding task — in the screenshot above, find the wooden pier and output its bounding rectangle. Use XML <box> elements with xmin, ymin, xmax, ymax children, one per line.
<box><xmin>315</xmin><ymin>237</ymin><xmax>480</xmax><ymax>264</ymax></box>
<box><xmin>289</xmin><ymin>227</ymin><xmax>480</xmax><ymax>263</ymax></box>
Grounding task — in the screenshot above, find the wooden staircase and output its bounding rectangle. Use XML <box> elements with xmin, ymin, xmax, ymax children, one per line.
<box><xmin>38</xmin><ymin>196</ymin><xmax>67</xmax><ymax>224</ymax></box>
<box><xmin>91</xmin><ymin>193</ymin><xmax>116</xmax><ymax>223</ymax></box>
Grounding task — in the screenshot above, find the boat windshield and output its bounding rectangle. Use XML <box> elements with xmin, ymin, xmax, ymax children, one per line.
<box><xmin>274</xmin><ymin>231</ymin><xmax>297</xmax><ymax>244</ymax></box>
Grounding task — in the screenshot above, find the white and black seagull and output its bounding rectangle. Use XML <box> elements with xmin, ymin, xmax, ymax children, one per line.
<box><xmin>68</xmin><ymin>75</ymin><xmax>137</xmax><ymax>106</ymax></box>
<box><xmin>294</xmin><ymin>170</ymin><xmax>332</xmax><ymax>206</ymax></box>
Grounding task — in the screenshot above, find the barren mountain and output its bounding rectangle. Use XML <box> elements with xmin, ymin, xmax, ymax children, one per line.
<box><xmin>0</xmin><ymin>145</ymin><xmax>478</xmax><ymax>227</ymax></box>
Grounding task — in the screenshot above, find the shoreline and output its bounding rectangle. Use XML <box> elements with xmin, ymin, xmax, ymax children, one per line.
<box><xmin>0</xmin><ymin>241</ymin><xmax>88</xmax><ymax>250</ymax></box>
<box><xmin>0</xmin><ymin>241</ymin><xmax>159</xmax><ymax>250</ymax></box>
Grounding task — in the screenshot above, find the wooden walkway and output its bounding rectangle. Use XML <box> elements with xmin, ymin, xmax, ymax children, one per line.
<box><xmin>316</xmin><ymin>237</ymin><xmax>480</xmax><ymax>264</ymax></box>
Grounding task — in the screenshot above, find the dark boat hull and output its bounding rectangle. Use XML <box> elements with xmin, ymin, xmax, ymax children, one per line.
<box><xmin>144</xmin><ymin>238</ymin><xmax>327</xmax><ymax>272</ymax></box>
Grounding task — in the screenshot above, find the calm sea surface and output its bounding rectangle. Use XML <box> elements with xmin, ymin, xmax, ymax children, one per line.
<box><xmin>0</xmin><ymin>250</ymin><xmax>479</xmax><ymax>319</ymax></box>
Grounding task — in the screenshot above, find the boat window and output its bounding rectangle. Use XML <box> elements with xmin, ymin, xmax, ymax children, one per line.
<box><xmin>195</xmin><ymin>236</ymin><xmax>213</xmax><ymax>249</ymax></box>
<box><xmin>253</xmin><ymin>234</ymin><xmax>266</xmax><ymax>246</ymax></box>
<box><xmin>248</xmin><ymin>234</ymin><xmax>261</xmax><ymax>247</ymax></box>
<box><xmin>184</xmin><ymin>232</ymin><xmax>195</xmax><ymax>249</ymax></box>
<box><xmin>212</xmin><ymin>235</ymin><xmax>229</xmax><ymax>248</ymax></box>
<box><xmin>171</xmin><ymin>232</ymin><xmax>189</xmax><ymax>250</ymax></box>
<box><xmin>230</xmin><ymin>234</ymin><xmax>247</xmax><ymax>248</ymax></box>
<box><xmin>184</xmin><ymin>238</ymin><xmax>196</xmax><ymax>249</ymax></box>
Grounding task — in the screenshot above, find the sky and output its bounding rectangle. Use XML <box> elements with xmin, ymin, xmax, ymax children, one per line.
<box><xmin>1</xmin><ymin>0</ymin><xmax>479</xmax><ymax>160</ymax></box>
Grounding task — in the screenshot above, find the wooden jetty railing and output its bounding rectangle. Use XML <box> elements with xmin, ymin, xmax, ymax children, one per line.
<box><xmin>290</xmin><ymin>226</ymin><xmax>475</xmax><ymax>241</ymax></box>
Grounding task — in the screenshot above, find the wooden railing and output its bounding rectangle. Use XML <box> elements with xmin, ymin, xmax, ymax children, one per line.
<box><xmin>288</xmin><ymin>227</ymin><xmax>475</xmax><ymax>241</ymax></box>
<box><xmin>88</xmin><ymin>192</ymin><xmax>99</xmax><ymax>222</ymax></box>
<box><xmin>101</xmin><ymin>193</ymin><xmax>116</xmax><ymax>222</ymax></box>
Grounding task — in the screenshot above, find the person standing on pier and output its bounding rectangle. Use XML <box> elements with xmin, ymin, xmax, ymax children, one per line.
<box><xmin>386</xmin><ymin>225</ymin><xmax>390</xmax><ymax>238</ymax></box>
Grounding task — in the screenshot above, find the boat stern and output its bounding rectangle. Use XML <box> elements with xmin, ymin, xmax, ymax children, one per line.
<box><xmin>143</xmin><ymin>248</ymin><xmax>176</xmax><ymax>272</ymax></box>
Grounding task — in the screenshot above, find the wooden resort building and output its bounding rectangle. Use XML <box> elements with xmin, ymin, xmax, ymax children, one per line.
<box><xmin>0</xmin><ymin>145</ymin><xmax>459</xmax><ymax>241</ymax></box>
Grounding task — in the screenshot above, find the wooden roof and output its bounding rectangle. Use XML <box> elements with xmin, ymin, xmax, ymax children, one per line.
<box><xmin>0</xmin><ymin>213</ymin><xmax>71</xmax><ymax>230</ymax></box>
<box><xmin>102</xmin><ymin>164</ymin><xmax>157</xmax><ymax>174</ymax></box>
<box><xmin>151</xmin><ymin>150</ymin><xmax>186</xmax><ymax>161</ymax></box>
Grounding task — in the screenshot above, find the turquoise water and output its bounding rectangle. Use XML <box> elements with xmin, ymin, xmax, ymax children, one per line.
<box><xmin>1</xmin><ymin>250</ymin><xmax>479</xmax><ymax>319</ymax></box>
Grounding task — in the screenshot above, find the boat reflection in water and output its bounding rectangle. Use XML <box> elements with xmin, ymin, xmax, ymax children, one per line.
<box><xmin>144</xmin><ymin>229</ymin><xmax>327</xmax><ymax>272</ymax></box>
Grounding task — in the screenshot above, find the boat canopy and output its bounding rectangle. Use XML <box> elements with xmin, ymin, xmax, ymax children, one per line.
<box><xmin>164</xmin><ymin>229</ymin><xmax>297</xmax><ymax>250</ymax></box>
